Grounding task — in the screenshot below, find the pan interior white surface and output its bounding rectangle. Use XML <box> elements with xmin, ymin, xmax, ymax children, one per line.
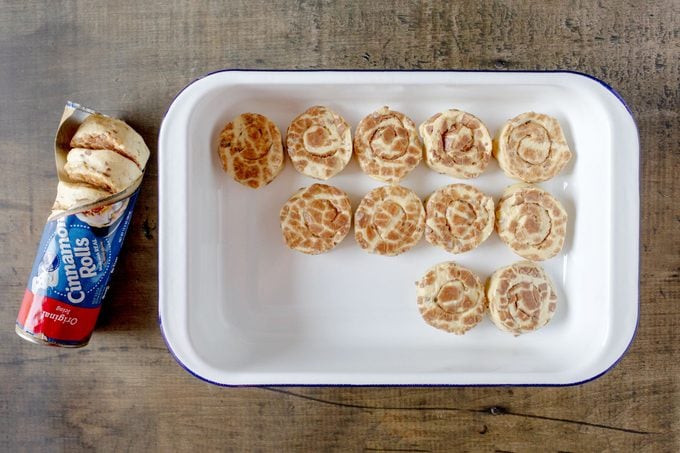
<box><xmin>158</xmin><ymin>71</ymin><xmax>639</xmax><ymax>385</ymax></box>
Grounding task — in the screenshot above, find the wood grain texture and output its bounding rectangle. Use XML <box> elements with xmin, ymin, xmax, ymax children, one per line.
<box><xmin>0</xmin><ymin>0</ymin><xmax>678</xmax><ymax>451</ymax></box>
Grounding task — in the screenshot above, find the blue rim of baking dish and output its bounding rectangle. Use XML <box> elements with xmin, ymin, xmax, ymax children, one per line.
<box><xmin>157</xmin><ymin>68</ymin><xmax>640</xmax><ymax>388</ymax></box>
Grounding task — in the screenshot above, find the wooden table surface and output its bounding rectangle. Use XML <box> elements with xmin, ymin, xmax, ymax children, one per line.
<box><xmin>1</xmin><ymin>1</ymin><xmax>678</xmax><ymax>451</ymax></box>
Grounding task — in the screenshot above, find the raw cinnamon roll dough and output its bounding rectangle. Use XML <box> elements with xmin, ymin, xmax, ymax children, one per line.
<box><xmin>64</xmin><ymin>148</ymin><xmax>142</xmax><ymax>194</ymax></box>
<box><xmin>419</xmin><ymin>109</ymin><xmax>492</xmax><ymax>178</ymax></box>
<box><xmin>286</xmin><ymin>106</ymin><xmax>352</xmax><ymax>180</ymax></box>
<box><xmin>496</xmin><ymin>184</ymin><xmax>568</xmax><ymax>261</ymax></box>
<box><xmin>416</xmin><ymin>261</ymin><xmax>486</xmax><ymax>334</ymax></box>
<box><xmin>70</xmin><ymin>113</ymin><xmax>150</xmax><ymax>170</ymax></box>
<box><xmin>354</xmin><ymin>106</ymin><xmax>422</xmax><ymax>182</ymax></box>
<box><xmin>486</xmin><ymin>261</ymin><xmax>558</xmax><ymax>336</ymax></box>
<box><xmin>354</xmin><ymin>185</ymin><xmax>425</xmax><ymax>256</ymax></box>
<box><xmin>52</xmin><ymin>181</ymin><xmax>112</xmax><ymax>212</ymax></box>
<box><xmin>425</xmin><ymin>183</ymin><xmax>494</xmax><ymax>254</ymax></box>
<box><xmin>494</xmin><ymin>112</ymin><xmax>573</xmax><ymax>183</ymax></box>
<box><xmin>218</xmin><ymin>113</ymin><xmax>285</xmax><ymax>189</ymax></box>
<box><xmin>279</xmin><ymin>183</ymin><xmax>352</xmax><ymax>255</ymax></box>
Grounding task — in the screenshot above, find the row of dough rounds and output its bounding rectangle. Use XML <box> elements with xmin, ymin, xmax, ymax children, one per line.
<box><xmin>217</xmin><ymin>107</ymin><xmax>573</xmax><ymax>188</ymax></box>
<box><xmin>279</xmin><ymin>182</ymin><xmax>567</xmax><ymax>261</ymax></box>
<box><xmin>416</xmin><ymin>261</ymin><xmax>558</xmax><ymax>336</ymax></box>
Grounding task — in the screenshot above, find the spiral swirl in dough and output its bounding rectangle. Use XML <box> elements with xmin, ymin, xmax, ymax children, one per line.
<box><xmin>354</xmin><ymin>185</ymin><xmax>425</xmax><ymax>256</ymax></box>
<box><xmin>425</xmin><ymin>184</ymin><xmax>494</xmax><ymax>254</ymax></box>
<box><xmin>279</xmin><ymin>183</ymin><xmax>352</xmax><ymax>255</ymax></box>
<box><xmin>494</xmin><ymin>112</ymin><xmax>573</xmax><ymax>183</ymax></box>
<box><xmin>218</xmin><ymin>113</ymin><xmax>285</xmax><ymax>189</ymax></box>
<box><xmin>419</xmin><ymin>109</ymin><xmax>492</xmax><ymax>178</ymax></box>
<box><xmin>286</xmin><ymin>106</ymin><xmax>352</xmax><ymax>180</ymax></box>
<box><xmin>496</xmin><ymin>184</ymin><xmax>568</xmax><ymax>261</ymax></box>
<box><xmin>416</xmin><ymin>262</ymin><xmax>486</xmax><ymax>334</ymax></box>
<box><xmin>354</xmin><ymin>106</ymin><xmax>423</xmax><ymax>182</ymax></box>
<box><xmin>486</xmin><ymin>261</ymin><xmax>558</xmax><ymax>335</ymax></box>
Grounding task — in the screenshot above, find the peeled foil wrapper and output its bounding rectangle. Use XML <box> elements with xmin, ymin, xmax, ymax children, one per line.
<box><xmin>49</xmin><ymin>102</ymin><xmax>147</xmax><ymax>221</ymax></box>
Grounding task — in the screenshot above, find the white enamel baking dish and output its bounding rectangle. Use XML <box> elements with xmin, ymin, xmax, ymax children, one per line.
<box><xmin>158</xmin><ymin>70</ymin><xmax>639</xmax><ymax>386</ymax></box>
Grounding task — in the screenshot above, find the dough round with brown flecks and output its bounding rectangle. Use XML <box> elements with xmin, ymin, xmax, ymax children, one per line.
<box><xmin>496</xmin><ymin>184</ymin><xmax>568</xmax><ymax>261</ymax></box>
<box><xmin>286</xmin><ymin>106</ymin><xmax>352</xmax><ymax>180</ymax></box>
<box><xmin>64</xmin><ymin>148</ymin><xmax>142</xmax><ymax>194</ymax></box>
<box><xmin>494</xmin><ymin>112</ymin><xmax>573</xmax><ymax>183</ymax></box>
<box><xmin>354</xmin><ymin>185</ymin><xmax>425</xmax><ymax>256</ymax></box>
<box><xmin>416</xmin><ymin>262</ymin><xmax>486</xmax><ymax>334</ymax></box>
<box><xmin>52</xmin><ymin>181</ymin><xmax>112</xmax><ymax>212</ymax></box>
<box><xmin>279</xmin><ymin>183</ymin><xmax>352</xmax><ymax>254</ymax></box>
<box><xmin>354</xmin><ymin>106</ymin><xmax>422</xmax><ymax>182</ymax></box>
<box><xmin>419</xmin><ymin>109</ymin><xmax>492</xmax><ymax>178</ymax></box>
<box><xmin>70</xmin><ymin>113</ymin><xmax>150</xmax><ymax>170</ymax></box>
<box><xmin>486</xmin><ymin>261</ymin><xmax>558</xmax><ymax>335</ymax></box>
<box><xmin>425</xmin><ymin>184</ymin><xmax>495</xmax><ymax>254</ymax></box>
<box><xmin>218</xmin><ymin>113</ymin><xmax>284</xmax><ymax>189</ymax></box>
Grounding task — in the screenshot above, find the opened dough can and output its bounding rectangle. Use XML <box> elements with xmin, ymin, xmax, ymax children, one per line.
<box><xmin>15</xmin><ymin>102</ymin><xmax>149</xmax><ymax>347</ymax></box>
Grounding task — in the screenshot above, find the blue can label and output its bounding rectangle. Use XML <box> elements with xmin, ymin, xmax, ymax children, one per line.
<box><xmin>17</xmin><ymin>190</ymin><xmax>139</xmax><ymax>345</ymax></box>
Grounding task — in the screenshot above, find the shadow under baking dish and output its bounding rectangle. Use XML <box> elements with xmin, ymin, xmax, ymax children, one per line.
<box><xmin>158</xmin><ymin>70</ymin><xmax>639</xmax><ymax>386</ymax></box>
